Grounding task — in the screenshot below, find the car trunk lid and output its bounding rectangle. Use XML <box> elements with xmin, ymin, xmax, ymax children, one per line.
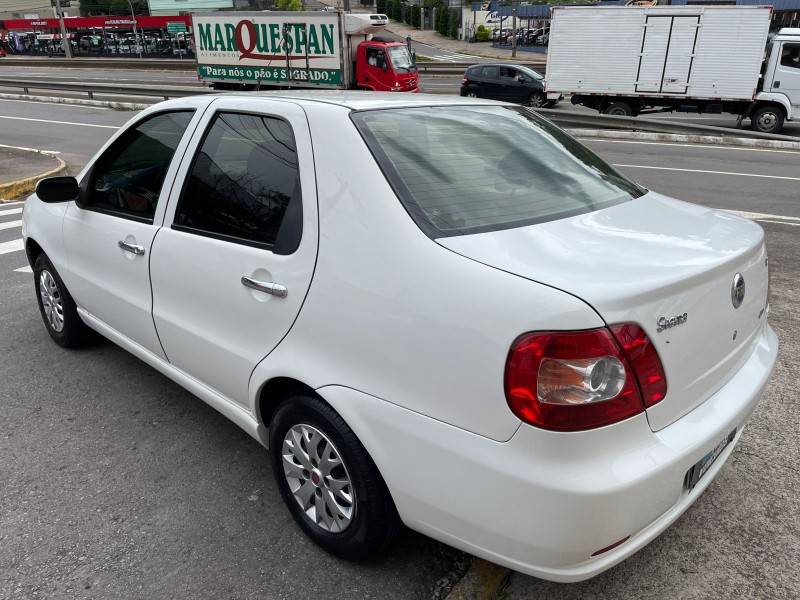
<box><xmin>438</xmin><ymin>193</ymin><xmax>769</xmax><ymax>431</ymax></box>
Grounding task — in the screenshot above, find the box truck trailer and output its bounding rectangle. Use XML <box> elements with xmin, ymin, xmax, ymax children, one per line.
<box><xmin>192</xmin><ymin>11</ymin><xmax>419</xmax><ymax>93</ymax></box>
<box><xmin>545</xmin><ymin>6</ymin><xmax>800</xmax><ymax>134</ymax></box>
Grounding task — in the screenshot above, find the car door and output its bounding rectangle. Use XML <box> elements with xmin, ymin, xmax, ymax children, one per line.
<box><xmin>61</xmin><ymin>108</ymin><xmax>200</xmax><ymax>359</ymax></box>
<box><xmin>772</xmin><ymin>42</ymin><xmax>800</xmax><ymax>119</ymax></box>
<box><xmin>150</xmin><ymin>98</ymin><xmax>318</xmax><ymax>408</ymax></box>
<box><xmin>499</xmin><ymin>67</ymin><xmax>527</xmax><ymax>103</ymax></box>
<box><xmin>478</xmin><ymin>65</ymin><xmax>502</xmax><ymax>100</ymax></box>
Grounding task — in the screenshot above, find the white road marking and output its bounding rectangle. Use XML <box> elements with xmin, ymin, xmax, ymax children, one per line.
<box><xmin>0</xmin><ymin>98</ymin><xmax>111</xmax><ymax>110</ymax></box>
<box><xmin>723</xmin><ymin>210</ymin><xmax>800</xmax><ymax>222</ymax></box>
<box><xmin>0</xmin><ymin>143</ymin><xmax>60</xmax><ymax>155</ymax></box>
<box><xmin>613</xmin><ymin>163</ymin><xmax>800</xmax><ymax>181</ymax></box>
<box><xmin>755</xmin><ymin>219</ymin><xmax>800</xmax><ymax>227</ymax></box>
<box><xmin>0</xmin><ymin>115</ymin><xmax>119</xmax><ymax>129</ymax></box>
<box><xmin>0</xmin><ymin>200</ymin><xmax>25</xmax><ymax>207</ymax></box>
<box><xmin>0</xmin><ymin>207</ymin><xmax>23</xmax><ymax>216</ymax></box>
<box><xmin>14</xmin><ymin>265</ymin><xmax>32</xmax><ymax>273</ymax></box>
<box><xmin>0</xmin><ymin>238</ymin><xmax>24</xmax><ymax>255</ymax></box>
<box><xmin>0</xmin><ymin>219</ymin><xmax>22</xmax><ymax>231</ymax></box>
<box><xmin>581</xmin><ymin>138</ymin><xmax>800</xmax><ymax>155</ymax></box>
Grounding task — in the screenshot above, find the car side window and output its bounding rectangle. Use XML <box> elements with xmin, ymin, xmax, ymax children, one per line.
<box><xmin>500</xmin><ymin>67</ymin><xmax>518</xmax><ymax>81</ymax></box>
<box><xmin>780</xmin><ymin>43</ymin><xmax>800</xmax><ymax>69</ymax></box>
<box><xmin>85</xmin><ymin>111</ymin><xmax>193</xmax><ymax>222</ymax></box>
<box><xmin>366</xmin><ymin>47</ymin><xmax>386</xmax><ymax>69</ymax></box>
<box><xmin>173</xmin><ymin>112</ymin><xmax>302</xmax><ymax>255</ymax></box>
<box><xmin>482</xmin><ymin>66</ymin><xmax>499</xmax><ymax>80</ymax></box>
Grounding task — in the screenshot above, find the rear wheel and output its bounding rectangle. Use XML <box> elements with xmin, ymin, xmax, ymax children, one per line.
<box><xmin>603</xmin><ymin>101</ymin><xmax>634</xmax><ymax>117</ymax></box>
<box><xmin>528</xmin><ymin>92</ymin><xmax>547</xmax><ymax>108</ymax></box>
<box><xmin>465</xmin><ymin>90</ymin><xmax>478</xmax><ymax>98</ymax></box>
<box><xmin>269</xmin><ymin>394</ymin><xmax>400</xmax><ymax>560</ymax></box>
<box><xmin>33</xmin><ymin>253</ymin><xmax>91</xmax><ymax>348</ymax></box>
<box><xmin>750</xmin><ymin>105</ymin><xmax>784</xmax><ymax>134</ymax></box>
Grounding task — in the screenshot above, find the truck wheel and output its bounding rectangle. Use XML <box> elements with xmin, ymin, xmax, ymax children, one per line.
<box><xmin>750</xmin><ymin>106</ymin><xmax>784</xmax><ymax>134</ymax></box>
<box><xmin>603</xmin><ymin>101</ymin><xmax>634</xmax><ymax>117</ymax></box>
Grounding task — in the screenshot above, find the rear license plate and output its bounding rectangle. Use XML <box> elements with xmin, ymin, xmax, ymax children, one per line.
<box><xmin>685</xmin><ymin>428</ymin><xmax>737</xmax><ymax>490</ymax></box>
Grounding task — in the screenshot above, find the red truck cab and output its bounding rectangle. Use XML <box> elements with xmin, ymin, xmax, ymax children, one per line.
<box><xmin>355</xmin><ymin>38</ymin><xmax>419</xmax><ymax>92</ymax></box>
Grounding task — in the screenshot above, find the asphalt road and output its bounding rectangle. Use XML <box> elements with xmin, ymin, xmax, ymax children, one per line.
<box><xmin>1</xmin><ymin>98</ymin><xmax>799</xmax><ymax>599</ymax></box>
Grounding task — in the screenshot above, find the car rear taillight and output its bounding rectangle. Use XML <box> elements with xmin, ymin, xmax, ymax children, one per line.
<box><xmin>608</xmin><ymin>323</ymin><xmax>667</xmax><ymax>407</ymax></box>
<box><xmin>462</xmin><ymin>77</ymin><xmax>469</xmax><ymax>84</ymax></box>
<box><xmin>504</xmin><ymin>324</ymin><xmax>666</xmax><ymax>432</ymax></box>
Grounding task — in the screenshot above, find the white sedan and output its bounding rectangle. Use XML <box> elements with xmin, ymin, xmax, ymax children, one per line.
<box><xmin>22</xmin><ymin>92</ymin><xmax>777</xmax><ymax>582</ymax></box>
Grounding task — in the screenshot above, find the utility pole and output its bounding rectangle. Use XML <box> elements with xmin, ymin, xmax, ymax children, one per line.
<box><xmin>126</xmin><ymin>0</ymin><xmax>143</xmax><ymax>59</ymax></box>
<box><xmin>52</xmin><ymin>0</ymin><xmax>73</xmax><ymax>58</ymax></box>
<box><xmin>511</xmin><ymin>0</ymin><xmax>517</xmax><ymax>58</ymax></box>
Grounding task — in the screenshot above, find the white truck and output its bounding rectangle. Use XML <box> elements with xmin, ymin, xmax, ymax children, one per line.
<box><xmin>192</xmin><ymin>11</ymin><xmax>419</xmax><ymax>93</ymax></box>
<box><xmin>545</xmin><ymin>6</ymin><xmax>800</xmax><ymax>134</ymax></box>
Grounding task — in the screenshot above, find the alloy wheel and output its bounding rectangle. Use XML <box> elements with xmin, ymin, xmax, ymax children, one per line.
<box><xmin>39</xmin><ymin>270</ymin><xmax>64</xmax><ymax>333</ymax></box>
<box><xmin>281</xmin><ymin>424</ymin><xmax>355</xmax><ymax>533</ymax></box>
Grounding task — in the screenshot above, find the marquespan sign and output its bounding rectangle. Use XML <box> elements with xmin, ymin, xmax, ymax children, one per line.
<box><xmin>192</xmin><ymin>14</ymin><xmax>342</xmax><ymax>85</ymax></box>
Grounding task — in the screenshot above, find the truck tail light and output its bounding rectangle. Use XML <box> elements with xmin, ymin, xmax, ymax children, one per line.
<box><xmin>504</xmin><ymin>325</ymin><xmax>666</xmax><ymax>432</ymax></box>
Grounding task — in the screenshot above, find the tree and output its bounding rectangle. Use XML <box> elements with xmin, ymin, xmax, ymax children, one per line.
<box><xmin>287</xmin><ymin>0</ymin><xmax>302</xmax><ymax>9</ymax></box>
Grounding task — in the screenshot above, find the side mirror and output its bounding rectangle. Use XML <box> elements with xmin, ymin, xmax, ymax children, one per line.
<box><xmin>381</xmin><ymin>61</ymin><xmax>388</xmax><ymax>72</ymax></box>
<box><xmin>35</xmin><ymin>176</ymin><xmax>80</xmax><ymax>203</ymax></box>
<box><xmin>517</xmin><ymin>74</ymin><xmax>525</xmax><ymax>83</ymax></box>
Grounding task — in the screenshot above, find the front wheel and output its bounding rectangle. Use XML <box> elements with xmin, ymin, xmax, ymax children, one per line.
<box><xmin>269</xmin><ymin>394</ymin><xmax>400</xmax><ymax>560</ymax></box>
<box><xmin>528</xmin><ymin>92</ymin><xmax>547</xmax><ymax>108</ymax></box>
<box><xmin>33</xmin><ymin>253</ymin><xmax>92</xmax><ymax>347</ymax></box>
<box><xmin>750</xmin><ymin>105</ymin><xmax>784</xmax><ymax>134</ymax></box>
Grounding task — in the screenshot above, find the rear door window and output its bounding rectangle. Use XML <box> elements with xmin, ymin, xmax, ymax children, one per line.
<box><xmin>481</xmin><ymin>66</ymin><xmax>500</xmax><ymax>80</ymax></box>
<box><xmin>173</xmin><ymin>112</ymin><xmax>302</xmax><ymax>254</ymax></box>
<box><xmin>352</xmin><ymin>106</ymin><xmax>645</xmax><ymax>238</ymax></box>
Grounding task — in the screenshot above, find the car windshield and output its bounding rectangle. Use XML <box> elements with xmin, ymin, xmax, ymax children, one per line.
<box><xmin>352</xmin><ymin>106</ymin><xmax>646</xmax><ymax>237</ymax></box>
<box><xmin>518</xmin><ymin>65</ymin><xmax>543</xmax><ymax>80</ymax></box>
<box><xmin>388</xmin><ymin>45</ymin><xmax>415</xmax><ymax>72</ymax></box>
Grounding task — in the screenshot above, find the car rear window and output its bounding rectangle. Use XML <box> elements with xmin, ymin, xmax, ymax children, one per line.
<box><xmin>351</xmin><ymin>106</ymin><xmax>645</xmax><ymax>238</ymax></box>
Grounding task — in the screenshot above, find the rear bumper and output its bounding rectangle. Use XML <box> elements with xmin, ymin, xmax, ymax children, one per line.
<box><xmin>318</xmin><ymin>323</ymin><xmax>777</xmax><ymax>582</ymax></box>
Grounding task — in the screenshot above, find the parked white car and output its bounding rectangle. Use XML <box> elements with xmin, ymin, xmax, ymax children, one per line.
<box><xmin>22</xmin><ymin>92</ymin><xmax>777</xmax><ymax>582</ymax></box>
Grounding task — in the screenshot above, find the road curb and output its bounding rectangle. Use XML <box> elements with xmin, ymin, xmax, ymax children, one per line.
<box><xmin>0</xmin><ymin>92</ymin><xmax>149</xmax><ymax>111</ymax></box>
<box><xmin>569</xmin><ymin>128</ymin><xmax>800</xmax><ymax>150</ymax></box>
<box><xmin>444</xmin><ymin>559</ymin><xmax>510</xmax><ymax>600</ymax></box>
<box><xmin>0</xmin><ymin>148</ymin><xmax>67</xmax><ymax>203</ymax></box>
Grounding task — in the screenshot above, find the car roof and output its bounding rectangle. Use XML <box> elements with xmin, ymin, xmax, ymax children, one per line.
<box><xmin>213</xmin><ymin>90</ymin><xmax>508</xmax><ymax>111</ymax></box>
<box><xmin>468</xmin><ymin>63</ymin><xmax>541</xmax><ymax>70</ymax></box>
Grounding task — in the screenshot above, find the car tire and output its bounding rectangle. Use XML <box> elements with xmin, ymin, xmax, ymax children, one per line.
<box><xmin>543</xmin><ymin>100</ymin><xmax>558</xmax><ymax>108</ymax></box>
<box><xmin>465</xmin><ymin>90</ymin><xmax>478</xmax><ymax>98</ymax></box>
<box><xmin>269</xmin><ymin>394</ymin><xmax>400</xmax><ymax>560</ymax></box>
<box><xmin>529</xmin><ymin>92</ymin><xmax>547</xmax><ymax>108</ymax></box>
<box><xmin>33</xmin><ymin>253</ymin><xmax>92</xmax><ymax>348</ymax></box>
<box><xmin>603</xmin><ymin>101</ymin><xmax>634</xmax><ymax>117</ymax></box>
<box><xmin>750</xmin><ymin>105</ymin><xmax>784</xmax><ymax>134</ymax></box>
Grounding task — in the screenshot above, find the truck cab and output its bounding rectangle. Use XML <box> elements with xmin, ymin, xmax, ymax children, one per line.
<box><xmin>355</xmin><ymin>38</ymin><xmax>419</xmax><ymax>93</ymax></box>
<box><xmin>759</xmin><ymin>28</ymin><xmax>800</xmax><ymax>125</ymax></box>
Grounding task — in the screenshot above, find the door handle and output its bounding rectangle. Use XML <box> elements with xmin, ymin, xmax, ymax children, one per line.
<box><xmin>118</xmin><ymin>240</ymin><xmax>145</xmax><ymax>256</ymax></box>
<box><xmin>241</xmin><ymin>275</ymin><xmax>288</xmax><ymax>298</ymax></box>
<box><xmin>774</xmin><ymin>81</ymin><xmax>781</xmax><ymax>88</ymax></box>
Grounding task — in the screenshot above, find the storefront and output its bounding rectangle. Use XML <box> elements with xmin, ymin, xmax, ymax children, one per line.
<box><xmin>0</xmin><ymin>14</ymin><xmax>194</xmax><ymax>57</ymax></box>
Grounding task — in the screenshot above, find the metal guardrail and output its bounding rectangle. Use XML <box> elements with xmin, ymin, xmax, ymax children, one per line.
<box><xmin>0</xmin><ymin>56</ymin><xmax>542</xmax><ymax>74</ymax></box>
<box><xmin>0</xmin><ymin>78</ymin><xmax>211</xmax><ymax>100</ymax></box>
<box><xmin>0</xmin><ymin>77</ymin><xmax>793</xmax><ymax>142</ymax></box>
